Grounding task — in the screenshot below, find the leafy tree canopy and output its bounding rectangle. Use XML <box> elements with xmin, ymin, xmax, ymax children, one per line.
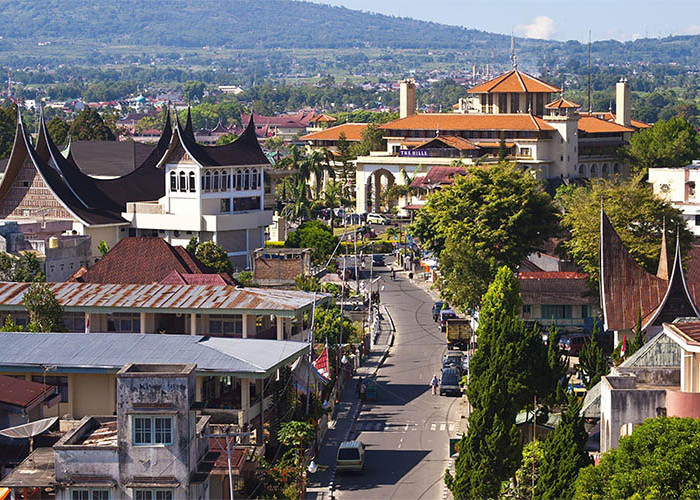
<box><xmin>0</xmin><ymin>103</ymin><xmax>18</xmax><ymax>158</ymax></box>
<box><xmin>194</xmin><ymin>240</ymin><xmax>233</xmax><ymax>276</ymax></box>
<box><xmin>215</xmin><ymin>133</ymin><xmax>237</xmax><ymax>145</ymax></box>
<box><xmin>625</xmin><ymin>116</ymin><xmax>700</xmax><ymax>173</ymax></box>
<box><xmin>23</xmin><ymin>282</ymin><xmax>65</xmax><ymax>332</ymax></box>
<box><xmin>411</xmin><ymin>163</ymin><xmax>558</xmax><ymax>309</ymax></box>
<box><xmin>285</xmin><ymin>220</ymin><xmax>339</xmax><ymax>265</ymax></box>
<box><xmin>557</xmin><ymin>176</ymin><xmax>691</xmax><ymax>291</ymax></box>
<box><xmin>47</xmin><ymin>116</ymin><xmax>70</xmax><ymax>145</ymax></box>
<box><xmin>183</xmin><ymin>80</ymin><xmax>206</xmax><ymax>102</ymax></box>
<box><xmin>69</xmin><ymin>108</ymin><xmax>116</xmax><ymax>141</ymax></box>
<box><xmin>575</xmin><ymin>417</ymin><xmax>700</xmax><ymax>499</ymax></box>
<box><xmin>0</xmin><ymin>252</ymin><xmax>45</xmax><ymax>282</ymax></box>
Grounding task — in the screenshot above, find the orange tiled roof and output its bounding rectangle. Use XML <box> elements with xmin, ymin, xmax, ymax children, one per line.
<box><xmin>413</xmin><ymin>135</ymin><xmax>480</xmax><ymax>151</ymax></box>
<box><xmin>545</xmin><ymin>97</ymin><xmax>581</xmax><ymax>109</ymax></box>
<box><xmin>310</xmin><ymin>113</ymin><xmax>337</xmax><ymax>123</ymax></box>
<box><xmin>300</xmin><ymin>123</ymin><xmax>367</xmax><ymax>141</ymax></box>
<box><xmin>578</xmin><ymin>116</ymin><xmax>635</xmax><ymax>134</ymax></box>
<box><xmin>468</xmin><ymin>70</ymin><xmax>561</xmax><ymax>94</ymax></box>
<box><xmin>582</xmin><ymin>111</ymin><xmax>651</xmax><ymax>130</ymax></box>
<box><xmin>380</xmin><ymin>113</ymin><xmax>555</xmax><ymax>132</ymax></box>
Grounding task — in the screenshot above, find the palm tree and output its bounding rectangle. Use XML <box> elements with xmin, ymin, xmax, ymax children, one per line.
<box><xmin>307</xmin><ymin>148</ymin><xmax>336</xmax><ymax>199</ymax></box>
<box><xmin>281</xmin><ymin>175</ymin><xmax>312</xmax><ymax>222</ymax></box>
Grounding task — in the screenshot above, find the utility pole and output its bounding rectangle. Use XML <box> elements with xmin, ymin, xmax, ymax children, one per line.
<box><xmin>205</xmin><ymin>430</ymin><xmax>256</xmax><ymax>500</ymax></box>
<box><xmin>305</xmin><ymin>291</ymin><xmax>317</xmax><ymax>415</ymax></box>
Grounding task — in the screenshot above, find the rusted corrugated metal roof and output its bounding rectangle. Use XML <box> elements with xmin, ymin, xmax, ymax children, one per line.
<box><xmin>519</xmin><ymin>271</ymin><xmax>595</xmax><ymax>306</ymax></box>
<box><xmin>0</xmin><ymin>282</ymin><xmax>324</xmax><ymax>316</ymax></box>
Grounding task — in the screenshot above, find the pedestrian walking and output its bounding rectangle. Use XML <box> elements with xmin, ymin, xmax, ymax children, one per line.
<box><xmin>360</xmin><ymin>380</ymin><xmax>367</xmax><ymax>402</ymax></box>
<box><xmin>430</xmin><ymin>374</ymin><xmax>439</xmax><ymax>395</ymax></box>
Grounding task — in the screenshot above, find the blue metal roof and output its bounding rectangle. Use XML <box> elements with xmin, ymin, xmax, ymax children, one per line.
<box><xmin>0</xmin><ymin>332</ymin><xmax>309</xmax><ymax>378</ymax></box>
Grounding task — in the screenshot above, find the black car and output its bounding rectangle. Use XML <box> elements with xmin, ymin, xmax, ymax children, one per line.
<box><xmin>440</xmin><ymin>367</ymin><xmax>462</xmax><ymax>396</ymax></box>
<box><xmin>432</xmin><ymin>301</ymin><xmax>445</xmax><ymax>322</ymax></box>
<box><xmin>372</xmin><ymin>254</ymin><xmax>385</xmax><ymax>266</ymax></box>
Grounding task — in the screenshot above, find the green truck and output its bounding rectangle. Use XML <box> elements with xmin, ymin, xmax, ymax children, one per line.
<box><xmin>446</xmin><ymin>318</ymin><xmax>473</xmax><ymax>350</ymax></box>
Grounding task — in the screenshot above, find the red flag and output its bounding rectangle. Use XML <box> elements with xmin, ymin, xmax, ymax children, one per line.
<box><xmin>312</xmin><ymin>345</ymin><xmax>330</xmax><ymax>381</ymax></box>
<box><xmin>621</xmin><ymin>336</ymin><xmax>626</xmax><ymax>357</ymax></box>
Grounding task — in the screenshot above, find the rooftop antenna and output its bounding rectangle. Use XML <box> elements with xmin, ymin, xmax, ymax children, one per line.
<box><xmin>587</xmin><ymin>30</ymin><xmax>592</xmax><ymax>114</ymax></box>
<box><xmin>510</xmin><ymin>31</ymin><xmax>518</xmax><ymax>70</ymax></box>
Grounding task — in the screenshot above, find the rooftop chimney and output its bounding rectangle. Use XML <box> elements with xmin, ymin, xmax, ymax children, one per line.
<box><xmin>400</xmin><ymin>79</ymin><xmax>416</xmax><ymax>119</ymax></box>
<box><xmin>615</xmin><ymin>78</ymin><xmax>631</xmax><ymax>127</ymax></box>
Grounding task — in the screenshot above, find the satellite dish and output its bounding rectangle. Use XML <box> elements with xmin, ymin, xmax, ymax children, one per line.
<box><xmin>0</xmin><ymin>416</ymin><xmax>59</xmax><ymax>439</ymax></box>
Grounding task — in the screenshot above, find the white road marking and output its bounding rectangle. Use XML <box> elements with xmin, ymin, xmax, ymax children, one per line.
<box><xmin>440</xmin><ymin>423</ymin><xmax>446</xmax><ymax>431</ymax></box>
<box><xmin>449</xmin><ymin>423</ymin><xmax>454</xmax><ymax>432</ymax></box>
<box><xmin>430</xmin><ymin>423</ymin><xmax>437</xmax><ymax>431</ymax></box>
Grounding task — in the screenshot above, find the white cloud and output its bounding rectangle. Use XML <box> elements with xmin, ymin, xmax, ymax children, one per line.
<box><xmin>514</xmin><ymin>16</ymin><xmax>556</xmax><ymax>40</ymax></box>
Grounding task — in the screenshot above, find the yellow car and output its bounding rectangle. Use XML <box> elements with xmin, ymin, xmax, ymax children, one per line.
<box><xmin>336</xmin><ymin>440</ymin><xmax>365</xmax><ymax>473</ymax></box>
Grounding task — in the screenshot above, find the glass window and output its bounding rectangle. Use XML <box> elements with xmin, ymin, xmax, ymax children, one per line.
<box><xmin>134</xmin><ymin>416</ymin><xmax>152</xmax><ymax>445</ymax></box>
<box><xmin>155</xmin><ymin>417</ymin><xmax>172</xmax><ymax>444</ymax></box>
<box><xmin>220</xmin><ymin>198</ymin><xmax>231</xmax><ymax>213</ymax></box>
<box><xmin>72</xmin><ymin>490</ymin><xmax>90</xmax><ymax>500</ymax></box>
<box><xmin>170</xmin><ymin>172</ymin><xmax>177</xmax><ymax>192</ymax></box>
<box><xmin>220</xmin><ymin>171</ymin><xmax>227</xmax><ymax>191</ymax></box>
<box><xmin>236</xmin><ymin>170</ymin><xmax>243</xmax><ymax>190</ymax></box>
<box><xmin>134</xmin><ymin>490</ymin><xmax>172</xmax><ymax>500</ymax></box>
<box><xmin>213</xmin><ymin>170</ymin><xmax>220</xmax><ymax>190</ymax></box>
<box><xmin>251</xmin><ymin>169</ymin><xmax>258</xmax><ymax>189</ymax></box>
<box><xmin>134</xmin><ymin>491</ymin><xmax>152</xmax><ymax>500</ymax></box>
<box><xmin>72</xmin><ymin>490</ymin><xmax>109</xmax><ymax>500</ymax></box>
<box><xmin>541</xmin><ymin>305</ymin><xmax>573</xmax><ymax>319</ymax></box>
<box><xmin>32</xmin><ymin>375</ymin><xmax>68</xmax><ymax>402</ymax></box>
<box><xmin>204</xmin><ymin>171</ymin><xmax>211</xmax><ymax>191</ymax></box>
<box><xmin>244</xmin><ymin>169</ymin><xmax>251</xmax><ymax>190</ymax></box>
<box><xmin>179</xmin><ymin>171</ymin><xmax>187</xmax><ymax>191</ymax></box>
<box><xmin>189</xmin><ymin>172</ymin><xmax>196</xmax><ymax>192</ymax></box>
<box><xmin>155</xmin><ymin>492</ymin><xmax>173</xmax><ymax>500</ymax></box>
<box><xmin>581</xmin><ymin>305</ymin><xmax>590</xmax><ymax>318</ymax></box>
<box><xmin>107</xmin><ymin>313</ymin><xmax>140</xmax><ymax>333</ymax></box>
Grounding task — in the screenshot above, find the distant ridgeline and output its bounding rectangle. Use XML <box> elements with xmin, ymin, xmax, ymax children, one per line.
<box><xmin>0</xmin><ymin>0</ymin><xmax>698</xmax><ymax>66</ymax></box>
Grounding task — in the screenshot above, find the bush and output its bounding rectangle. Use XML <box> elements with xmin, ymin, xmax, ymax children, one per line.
<box><xmin>286</xmin><ymin>220</ymin><xmax>339</xmax><ymax>265</ymax></box>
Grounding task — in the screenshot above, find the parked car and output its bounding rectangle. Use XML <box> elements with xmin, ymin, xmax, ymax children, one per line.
<box><xmin>439</xmin><ymin>309</ymin><xmax>458</xmax><ymax>332</ymax></box>
<box><xmin>558</xmin><ymin>333</ymin><xmax>590</xmax><ymax>356</ymax></box>
<box><xmin>345</xmin><ymin>213</ymin><xmax>365</xmax><ymax>224</ymax></box>
<box><xmin>440</xmin><ymin>367</ymin><xmax>462</xmax><ymax>396</ymax></box>
<box><xmin>443</xmin><ymin>352</ymin><xmax>463</xmax><ymax>371</ymax></box>
<box><xmin>337</xmin><ymin>440</ymin><xmax>365</xmax><ymax>472</ymax></box>
<box><xmin>432</xmin><ymin>301</ymin><xmax>445</xmax><ymax>322</ymax></box>
<box><xmin>372</xmin><ymin>254</ymin><xmax>385</xmax><ymax>266</ymax></box>
<box><xmin>367</xmin><ymin>213</ymin><xmax>388</xmax><ymax>225</ymax></box>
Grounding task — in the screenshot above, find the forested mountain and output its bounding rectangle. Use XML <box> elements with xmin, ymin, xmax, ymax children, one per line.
<box><xmin>0</xmin><ymin>0</ymin><xmax>698</xmax><ymax>66</ymax></box>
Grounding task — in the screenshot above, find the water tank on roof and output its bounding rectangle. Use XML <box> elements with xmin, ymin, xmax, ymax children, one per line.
<box><xmin>48</xmin><ymin>236</ymin><xmax>59</xmax><ymax>249</ymax></box>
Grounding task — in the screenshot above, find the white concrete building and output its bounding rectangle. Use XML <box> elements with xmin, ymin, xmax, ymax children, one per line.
<box><xmin>648</xmin><ymin>161</ymin><xmax>700</xmax><ymax>237</ymax></box>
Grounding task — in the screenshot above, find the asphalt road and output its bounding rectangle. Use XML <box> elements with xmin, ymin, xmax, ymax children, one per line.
<box><xmin>333</xmin><ymin>265</ymin><xmax>460</xmax><ymax>500</ymax></box>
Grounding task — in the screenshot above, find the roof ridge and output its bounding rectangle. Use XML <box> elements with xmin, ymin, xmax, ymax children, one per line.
<box><xmin>514</xmin><ymin>70</ymin><xmax>527</xmax><ymax>92</ymax></box>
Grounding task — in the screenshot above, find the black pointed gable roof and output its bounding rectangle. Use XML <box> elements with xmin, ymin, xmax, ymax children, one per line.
<box><xmin>174</xmin><ymin>113</ymin><xmax>269</xmax><ymax>167</ymax></box>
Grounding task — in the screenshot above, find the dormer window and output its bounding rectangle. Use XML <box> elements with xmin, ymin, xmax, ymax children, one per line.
<box><xmin>179</xmin><ymin>171</ymin><xmax>186</xmax><ymax>192</ymax></box>
<box><xmin>169</xmin><ymin>171</ymin><xmax>177</xmax><ymax>192</ymax></box>
<box><xmin>189</xmin><ymin>172</ymin><xmax>196</xmax><ymax>192</ymax></box>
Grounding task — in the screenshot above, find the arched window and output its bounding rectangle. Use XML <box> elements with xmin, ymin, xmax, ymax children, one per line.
<box><xmin>578</xmin><ymin>164</ymin><xmax>586</xmax><ymax>178</ymax></box>
<box><xmin>220</xmin><ymin>171</ymin><xmax>227</xmax><ymax>191</ymax></box>
<box><xmin>179</xmin><ymin>171</ymin><xmax>187</xmax><ymax>192</ymax></box>
<box><xmin>236</xmin><ymin>169</ymin><xmax>243</xmax><ymax>191</ymax></box>
<box><xmin>590</xmin><ymin>164</ymin><xmax>598</xmax><ymax>177</ymax></box>
<box><xmin>189</xmin><ymin>172</ymin><xmax>196</xmax><ymax>192</ymax></box>
<box><xmin>602</xmin><ymin>163</ymin><xmax>609</xmax><ymax>178</ymax></box>
<box><xmin>244</xmin><ymin>169</ymin><xmax>250</xmax><ymax>190</ymax></box>
<box><xmin>613</xmin><ymin>163</ymin><xmax>620</xmax><ymax>175</ymax></box>
<box><xmin>213</xmin><ymin>170</ymin><xmax>220</xmax><ymax>190</ymax></box>
<box><xmin>204</xmin><ymin>171</ymin><xmax>211</xmax><ymax>191</ymax></box>
<box><xmin>170</xmin><ymin>171</ymin><xmax>177</xmax><ymax>191</ymax></box>
<box><xmin>251</xmin><ymin>169</ymin><xmax>258</xmax><ymax>189</ymax></box>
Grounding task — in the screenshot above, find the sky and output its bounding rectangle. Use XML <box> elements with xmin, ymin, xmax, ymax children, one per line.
<box><xmin>308</xmin><ymin>0</ymin><xmax>700</xmax><ymax>42</ymax></box>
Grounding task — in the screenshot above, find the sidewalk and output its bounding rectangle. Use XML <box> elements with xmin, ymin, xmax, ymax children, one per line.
<box><xmin>306</xmin><ymin>307</ymin><xmax>395</xmax><ymax>499</ymax></box>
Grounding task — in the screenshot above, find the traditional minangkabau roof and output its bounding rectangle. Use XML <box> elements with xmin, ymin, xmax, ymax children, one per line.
<box><xmin>600</xmin><ymin>208</ymin><xmax>699</xmax><ymax>331</ymax></box>
<box><xmin>545</xmin><ymin>97</ymin><xmax>581</xmax><ymax>109</ymax></box>
<box><xmin>412</xmin><ymin>135</ymin><xmax>480</xmax><ymax>151</ymax></box>
<box><xmin>300</xmin><ymin>123</ymin><xmax>367</xmax><ymax>142</ymax></box>
<box><xmin>0</xmin><ymin>107</ymin><xmax>176</xmax><ymax>226</ymax></box>
<box><xmin>170</xmin><ymin>111</ymin><xmax>270</xmax><ymax>167</ymax></box>
<box><xmin>468</xmin><ymin>69</ymin><xmax>561</xmax><ymax>94</ymax></box>
<box><xmin>380</xmin><ymin>113</ymin><xmax>554</xmax><ymax>132</ymax></box>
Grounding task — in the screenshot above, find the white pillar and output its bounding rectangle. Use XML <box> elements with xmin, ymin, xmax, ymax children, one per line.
<box><xmin>190</xmin><ymin>313</ymin><xmax>197</xmax><ymax>336</ymax></box>
<box><xmin>276</xmin><ymin>316</ymin><xmax>284</xmax><ymax>340</ymax></box>
<box><xmin>242</xmin><ymin>314</ymin><xmax>249</xmax><ymax>339</ymax></box>
<box><xmin>241</xmin><ymin>378</ymin><xmax>251</xmax><ymax>425</ymax></box>
<box><xmin>284</xmin><ymin>317</ymin><xmax>291</xmax><ymax>338</ymax></box>
<box><xmin>140</xmin><ymin>312</ymin><xmax>147</xmax><ymax>334</ymax></box>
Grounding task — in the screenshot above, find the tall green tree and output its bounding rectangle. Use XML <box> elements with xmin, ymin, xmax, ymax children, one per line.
<box><xmin>183</xmin><ymin>80</ymin><xmax>206</xmax><ymax>102</ymax></box>
<box><xmin>625</xmin><ymin>116</ymin><xmax>700</xmax><ymax>173</ymax></box>
<box><xmin>557</xmin><ymin>175</ymin><xmax>691</xmax><ymax>291</ymax></box>
<box><xmin>575</xmin><ymin>417</ymin><xmax>700</xmax><ymax>499</ymax></box>
<box><xmin>69</xmin><ymin>108</ymin><xmax>116</xmax><ymax>141</ymax></box>
<box><xmin>195</xmin><ymin>240</ymin><xmax>233</xmax><ymax>275</ymax></box>
<box><xmin>0</xmin><ymin>103</ymin><xmax>18</xmax><ymax>158</ymax></box>
<box><xmin>578</xmin><ymin>321</ymin><xmax>609</xmax><ymax>389</ymax></box>
<box><xmin>0</xmin><ymin>252</ymin><xmax>45</xmax><ymax>282</ymax></box>
<box><xmin>23</xmin><ymin>283</ymin><xmax>65</xmax><ymax>332</ymax></box>
<box><xmin>285</xmin><ymin>220</ymin><xmax>338</xmax><ymax>265</ymax></box>
<box><xmin>536</xmin><ymin>395</ymin><xmax>592</xmax><ymax>499</ymax></box>
<box><xmin>447</xmin><ymin>267</ymin><xmax>551</xmax><ymax>499</ymax></box>
<box><xmin>547</xmin><ymin>325</ymin><xmax>569</xmax><ymax>404</ymax></box>
<box><xmin>349</xmin><ymin>123</ymin><xmax>384</xmax><ymax>156</ymax></box>
<box><xmin>47</xmin><ymin>116</ymin><xmax>70</xmax><ymax>145</ymax></box>
<box><xmin>215</xmin><ymin>133</ymin><xmax>237</xmax><ymax>145</ymax></box>
<box><xmin>412</xmin><ymin>163</ymin><xmax>557</xmax><ymax>309</ymax></box>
